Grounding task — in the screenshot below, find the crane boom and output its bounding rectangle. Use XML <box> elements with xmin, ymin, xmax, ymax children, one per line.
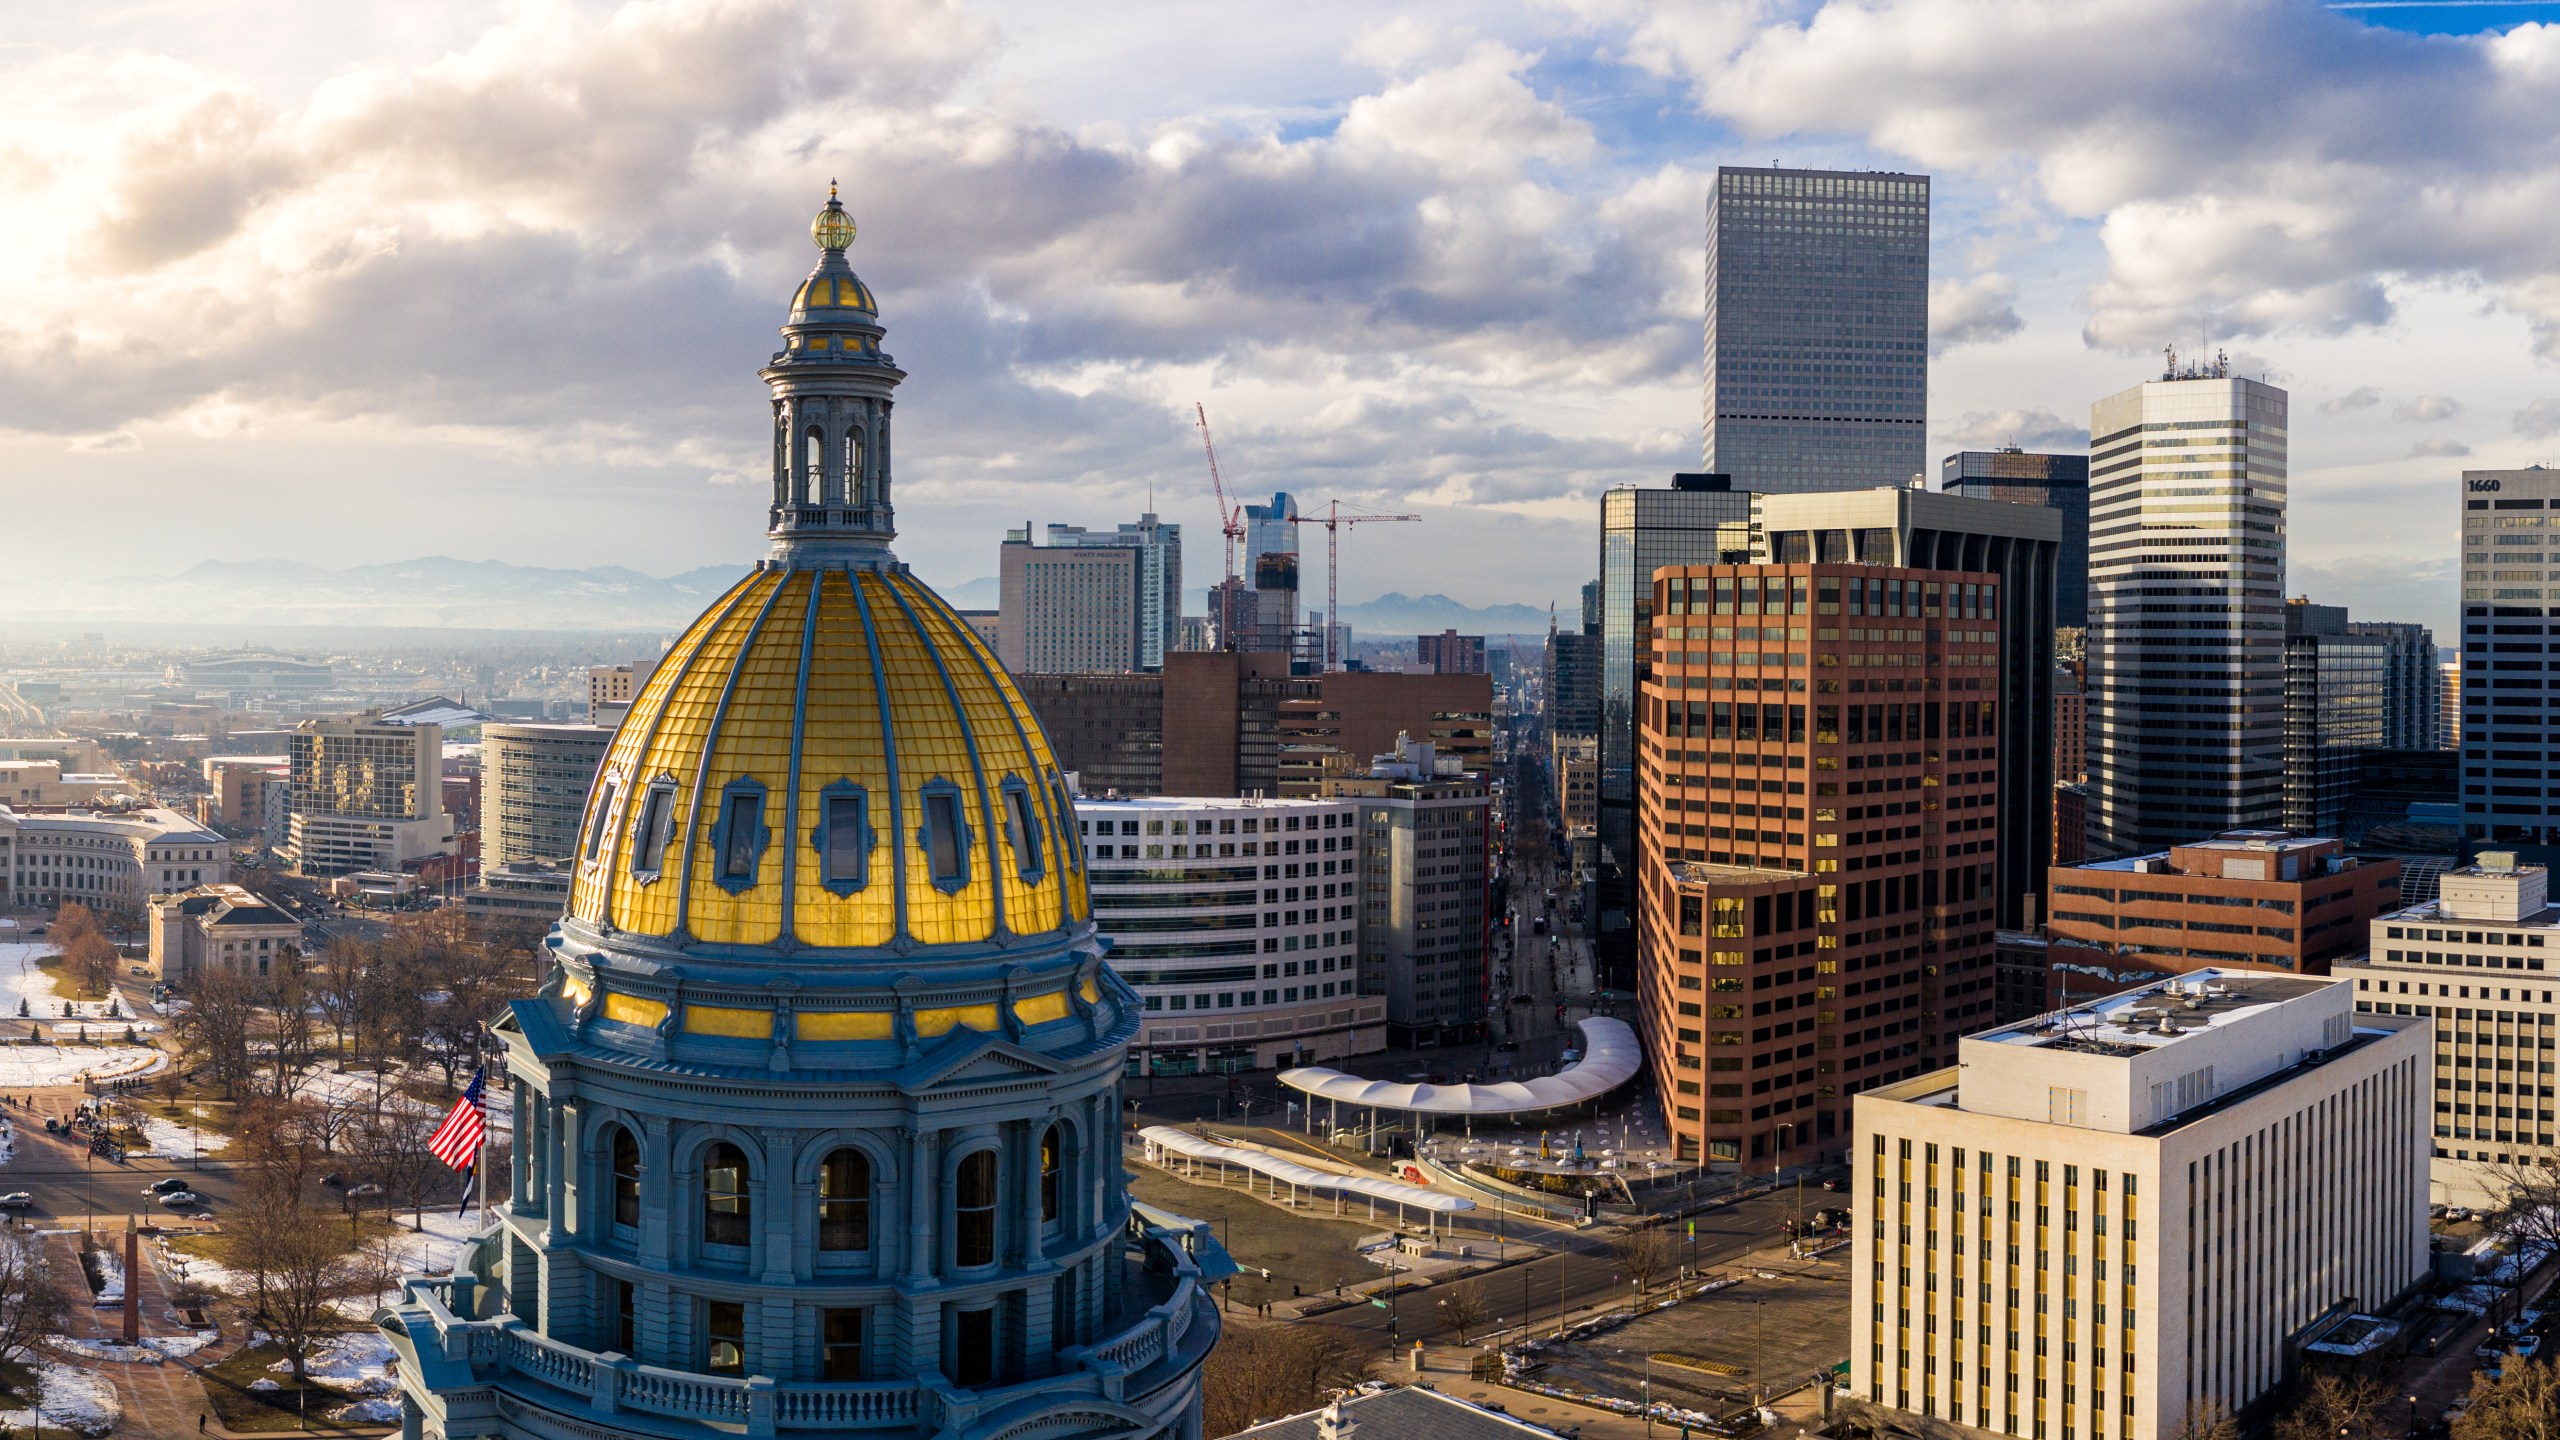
<box><xmin>1194</xmin><ymin>403</ymin><xmax>1248</xmax><ymax>650</ymax></box>
<box><xmin>1287</xmin><ymin>501</ymin><xmax>1420</xmax><ymax>671</ymax></box>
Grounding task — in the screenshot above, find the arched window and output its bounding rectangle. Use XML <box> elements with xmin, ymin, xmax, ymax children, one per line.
<box><xmin>953</xmin><ymin>1150</ymin><xmax>997</xmax><ymax>1267</ymax></box>
<box><xmin>610</xmin><ymin>1126</ymin><xmax>641</xmax><ymax>1228</ymax></box>
<box><xmin>702</xmin><ymin>1141</ymin><xmax>751</xmax><ymax>1248</ymax></box>
<box><xmin>818</xmin><ymin>1149</ymin><xmax>871</xmax><ymax>1252</ymax></box>
<box><xmin>843</xmin><ymin>429</ymin><xmax>865</xmax><ymax>505</ymax></box>
<box><xmin>802</xmin><ymin>426</ymin><xmax>826</xmax><ymax>504</ymax></box>
<box><xmin>1039</xmin><ymin>1125</ymin><xmax>1063</xmax><ymax>1226</ymax></box>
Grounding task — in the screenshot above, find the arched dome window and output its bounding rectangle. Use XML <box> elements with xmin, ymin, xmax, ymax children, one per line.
<box><xmin>609</xmin><ymin>1126</ymin><xmax>641</xmax><ymax>1229</ymax></box>
<box><xmin>818</xmin><ymin>1149</ymin><xmax>871</xmax><ymax>1252</ymax></box>
<box><xmin>1039</xmin><ymin>1124</ymin><xmax>1064</xmax><ymax>1228</ymax></box>
<box><xmin>703</xmin><ymin>1141</ymin><xmax>752</xmax><ymax>1248</ymax></box>
<box><xmin>953</xmin><ymin>1150</ymin><xmax>997</xmax><ymax>1267</ymax></box>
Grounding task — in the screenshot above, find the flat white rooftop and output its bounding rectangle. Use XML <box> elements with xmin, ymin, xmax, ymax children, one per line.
<box><xmin>1975</xmin><ymin>969</ymin><xmax>2331</xmax><ymax>1057</ymax></box>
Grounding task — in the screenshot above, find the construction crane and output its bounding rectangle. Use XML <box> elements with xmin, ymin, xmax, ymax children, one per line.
<box><xmin>1194</xmin><ymin>403</ymin><xmax>1247</xmax><ymax>650</ymax></box>
<box><xmin>1289</xmin><ymin>500</ymin><xmax>1419</xmax><ymax>672</ymax></box>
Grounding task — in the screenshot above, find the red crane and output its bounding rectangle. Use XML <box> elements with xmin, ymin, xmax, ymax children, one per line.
<box><xmin>1289</xmin><ymin>500</ymin><xmax>1419</xmax><ymax>672</ymax></box>
<box><xmin>1194</xmin><ymin>403</ymin><xmax>1248</xmax><ymax>650</ymax></box>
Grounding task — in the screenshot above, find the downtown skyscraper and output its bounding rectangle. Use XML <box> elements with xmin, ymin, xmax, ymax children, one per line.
<box><xmin>2086</xmin><ymin>358</ymin><xmax>2290</xmax><ymax>854</ymax></box>
<box><xmin>2459</xmin><ymin>466</ymin><xmax>2560</xmax><ymax>846</ymax></box>
<box><xmin>1704</xmin><ymin>166</ymin><xmax>1930</xmax><ymax>492</ymax></box>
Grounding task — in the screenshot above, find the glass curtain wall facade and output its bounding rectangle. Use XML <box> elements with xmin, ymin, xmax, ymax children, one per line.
<box><xmin>2282</xmin><ymin>602</ymin><xmax>2387</xmax><ymax>836</ymax></box>
<box><xmin>1704</xmin><ymin>167</ymin><xmax>1930</xmax><ymax>493</ymax></box>
<box><xmin>2087</xmin><ymin>370</ymin><xmax>2289</xmax><ymax>855</ymax></box>
<box><xmin>2460</xmin><ymin>467</ymin><xmax>2560</xmax><ymax>844</ymax></box>
<box><xmin>1597</xmin><ymin>480</ymin><xmax>1757</xmax><ymax>986</ymax></box>
<box><xmin>1939</xmin><ymin>449</ymin><xmax>2090</xmax><ymax>628</ymax></box>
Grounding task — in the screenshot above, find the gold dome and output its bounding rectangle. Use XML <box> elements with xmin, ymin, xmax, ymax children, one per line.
<box><xmin>568</xmin><ymin>565</ymin><xmax>1089</xmax><ymax>954</ymax></box>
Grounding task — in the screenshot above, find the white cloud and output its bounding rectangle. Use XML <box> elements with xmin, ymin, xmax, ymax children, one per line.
<box><xmin>2395</xmin><ymin>393</ymin><xmax>2463</xmax><ymax>422</ymax></box>
<box><xmin>1941</xmin><ymin>407</ymin><xmax>2086</xmax><ymax>452</ymax></box>
<box><xmin>1930</xmin><ymin>273</ymin><xmax>2023</xmax><ymax>355</ymax></box>
<box><xmin>2319</xmin><ymin>386</ymin><xmax>2383</xmax><ymax>415</ymax></box>
<box><xmin>2407</xmin><ymin>436</ymin><xmax>2470</xmax><ymax>458</ymax></box>
<box><xmin>2516</xmin><ymin>398</ymin><xmax>2560</xmax><ymax>438</ymax></box>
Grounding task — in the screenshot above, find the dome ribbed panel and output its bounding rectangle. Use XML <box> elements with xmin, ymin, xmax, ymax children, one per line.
<box><xmin>897</xmin><ymin>573</ymin><xmax>1070</xmax><ymax>937</ymax></box>
<box><xmin>858</xmin><ymin>571</ymin><xmax>998</xmax><ymax>948</ymax></box>
<box><xmin>791</xmin><ymin>570</ymin><xmax>900</xmax><ymax>949</ymax></box>
<box><xmin>610</xmin><ymin>572</ymin><xmax>781</xmax><ymax>937</ymax></box>
<box><xmin>678</xmin><ymin>570</ymin><xmax>812</xmax><ymax>947</ymax></box>
<box><xmin>569</xmin><ymin>573</ymin><xmax>761</xmax><ymax>926</ymax></box>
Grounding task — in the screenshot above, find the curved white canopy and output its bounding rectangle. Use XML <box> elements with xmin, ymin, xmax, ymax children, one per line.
<box><xmin>1277</xmin><ymin>1017</ymin><xmax>1641</xmax><ymax>1116</ymax></box>
<box><xmin>1137</xmin><ymin>1126</ymin><xmax>1474</xmax><ymax>1214</ymax></box>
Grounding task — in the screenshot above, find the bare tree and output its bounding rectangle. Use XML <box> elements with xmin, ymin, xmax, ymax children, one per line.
<box><xmin>63</xmin><ymin>930</ymin><xmax>118</xmax><ymax>999</ymax></box>
<box><xmin>1433</xmin><ymin>1281</ymin><xmax>1486</xmax><ymax>1344</ymax></box>
<box><xmin>1201</xmin><ymin>1324</ymin><xmax>1377</xmax><ymax>1436</ymax></box>
<box><xmin>2481</xmin><ymin>1156</ymin><xmax>2560</xmax><ymax>1253</ymax></box>
<box><xmin>0</xmin><ymin>1229</ymin><xmax>67</xmax><ymax>1362</ymax></box>
<box><xmin>173</xmin><ymin>967</ymin><xmax>260</xmax><ymax>1101</ymax></box>
<box><xmin>2170</xmin><ymin>1401</ymin><xmax>2241</xmax><ymax>1440</ymax></box>
<box><xmin>2453</xmin><ymin>1354</ymin><xmax>2559</xmax><ymax>1440</ymax></box>
<box><xmin>2271</xmin><ymin>1371</ymin><xmax>2389</xmax><ymax>1440</ymax></box>
<box><xmin>1610</xmin><ymin>1224</ymin><xmax>1675</xmax><ymax>1298</ymax></box>
<box><xmin>357</xmin><ymin>1104</ymin><xmax>450</xmax><ymax>1231</ymax></box>
<box><xmin>251</xmin><ymin>1219</ymin><xmax>366</xmax><ymax>1384</ymax></box>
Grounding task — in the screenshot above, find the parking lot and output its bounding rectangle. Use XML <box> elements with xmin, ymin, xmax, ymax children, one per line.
<box><xmin>1524</xmin><ymin>1268</ymin><xmax>1851</xmax><ymax>1416</ymax></box>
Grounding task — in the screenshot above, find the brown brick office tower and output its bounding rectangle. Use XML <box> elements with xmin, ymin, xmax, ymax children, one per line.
<box><xmin>1637</xmin><ymin>564</ymin><xmax>2003</xmax><ymax>1172</ymax></box>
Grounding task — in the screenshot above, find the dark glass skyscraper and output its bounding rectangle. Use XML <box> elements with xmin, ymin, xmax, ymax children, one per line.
<box><xmin>1594</xmin><ymin>476</ymin><xmax>1757</xmax><ymax>986</ymax></box>
<box><xmin>1941</xmin><ymin>449</ymin><xmax>2090</xmax><ymax>628</ymax></box>
<box><xmin>1704</xmin><ymin>166</ymin><xmax>1930</xmax><ymax>492</ymax></box>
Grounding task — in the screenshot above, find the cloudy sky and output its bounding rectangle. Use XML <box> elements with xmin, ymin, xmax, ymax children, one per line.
<box><xmin>8</xmin><ymin>0</ymin><xmax>2560</xmax><ymax>635</ymax></box>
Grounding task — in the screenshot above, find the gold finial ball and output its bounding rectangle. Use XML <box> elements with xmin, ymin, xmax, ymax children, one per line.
<box><xmin>812</xmin><ymin>193</ymin><xmax>856</xmax><ymax>251</ymax></box>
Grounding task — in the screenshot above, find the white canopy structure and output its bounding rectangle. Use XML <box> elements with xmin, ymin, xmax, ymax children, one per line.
<box><xmin>1136</xmin><ymin>1126</ymin><xmax>1474</xmax><ymax>1231</ymax></box>
<box><xmin>1276</xmin><ymin>1017</ymin><xmax>1641</xmax><ymax>1116</ymax></box>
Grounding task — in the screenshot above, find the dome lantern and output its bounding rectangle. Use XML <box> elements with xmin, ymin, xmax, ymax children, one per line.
<box><xmin>764</xmin><ymin>185</ymin><xmax>902</xmax><ymax>562</ymax></box>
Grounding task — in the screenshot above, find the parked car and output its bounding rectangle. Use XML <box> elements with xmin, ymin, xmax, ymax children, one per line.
<box><xmin>321</xmin><ymin>1174</ymin><xmax>346</xmax><ymax>1188</ymax></box>
<box><xmin>155</xmin><ymin>1191</ymin><xmax>202</xmax><ymax>1208</ymax></box>
<box><xmin>0</xmin><ymin>1193</ymin><xmax>31</xmax><ymax>1209</ymax></box>
<box><xmin>345</xmin><ymin>1183</ymin><xmax>385</xmax><ymax>1198</ymax></box>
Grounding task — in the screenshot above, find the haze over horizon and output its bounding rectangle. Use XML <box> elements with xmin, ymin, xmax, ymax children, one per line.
<box><xmin>11</xmin><ymin>0</ymin><xmax>2560</xmax><ymax>638</ymax></box>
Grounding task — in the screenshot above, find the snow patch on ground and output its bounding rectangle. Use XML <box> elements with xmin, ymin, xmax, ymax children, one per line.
<box><xmin>0</xmin><ymin>1363</ymin><xmax>122</xmax><ymax>1435</ymax></box>
<box><xmin>48</xmin><ymin>1337</ymin><xmax>160</xmax><ymax>1364</ymax></box>
<box><xmin>136</xmin><ymin>1114</ymin><xmax>226</xmax><ymax>1157</ymax></box>
<box><xmin>0</xmin><ymin>1043</ymin><xmax>163</xmax><ymax>1088</ymax></box>
<box><xmin>144</xmin><ymin>1330</ymin><xmax>218</xmax><ymax>1359</ymax></box>
<box><xmin>84</xmin><ymin>1241</ymin><xmax>123</xmax><ymax>1305</ymax></box>
<box><xmin>275</xmin><ymin>1330</ymin><xmax>397</xmax><ymax>1395</ymax></box>
<box><xmin>334</xmin><ymin>1397</ymin><xmax>402</xmax><ymax>1423</ymax></box>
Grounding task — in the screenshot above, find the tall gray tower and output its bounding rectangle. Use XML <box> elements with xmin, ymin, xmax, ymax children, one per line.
<box><xmin>383</xmin><ymin>190</ymin><xmax>1224</xmax><ymax>1440</ymax></box>
<box><xmin>2087</xmin><ymin>357</ymin><xmax>2290</xmax><ymax>854</ymax></box>
<box><xmin>1704</xmin><ymin>166</ymin><xmax>1930</xmax><ymax>492</ymax></box>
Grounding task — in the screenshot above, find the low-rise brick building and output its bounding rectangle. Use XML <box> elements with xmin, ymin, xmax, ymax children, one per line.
<box><xmin>2045</xmin><ymin>830</ymin><xmax>2401</xmax><ymax>977</ymax></box>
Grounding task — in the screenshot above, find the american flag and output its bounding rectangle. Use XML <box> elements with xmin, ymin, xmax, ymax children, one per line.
<box><xmin>428</xmin><ymin>1068</ymin><xmax>488</xmax><ymax>1173</ymax></box>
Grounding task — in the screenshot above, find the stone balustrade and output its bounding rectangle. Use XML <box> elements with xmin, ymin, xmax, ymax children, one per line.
<box><xmin>386</xmin><ymin>1222</ymin><xmax>1210</xmax><ymax>1437</ymax></box>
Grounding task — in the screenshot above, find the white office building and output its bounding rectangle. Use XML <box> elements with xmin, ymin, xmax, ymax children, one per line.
<box><xmin>1075</xmin><ymin>794</ymin><xmax>1384</xmax><ymax>1075</ymax></box>
<box><xmin>2087</xmin><ymin>361</ymin><xmax>2289</xmax><ymax>855</ymax></box>
<box><xmin>2338</xmin><ymin>851</ymin><xmax>2559</xmax><ymax>1208</ymax></box>
<box><xmin>1851</xmin><ymin>970</ymin><xmax>2428</xmax><ymax>1440</ymax></box>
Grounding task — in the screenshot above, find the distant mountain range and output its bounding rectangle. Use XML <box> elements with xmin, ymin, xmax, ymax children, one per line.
<box><xmin>1331</xmin><ymin>591</ymin><xmax>1555</xmax><ymax>636</ymax></box>
<box><xmin>0</xmin><ymin>560</ymin><xmax>1560</xmax><ymax>637</ymax></box>
<box><xmin>4</xmin><ymin>557</ymin><xmax>748</xmax><ymax>632</ymax></box>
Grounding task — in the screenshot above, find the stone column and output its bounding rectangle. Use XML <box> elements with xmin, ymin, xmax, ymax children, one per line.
<box><xmin>543</xmin><ymin>1098</ymin><xmax>572</xmax><ymax>1243</ymax></box>
<box><xmin>641</xmin><ymin>1116</ymin><xmax>676</xmax><ymax>1269</ymax></box>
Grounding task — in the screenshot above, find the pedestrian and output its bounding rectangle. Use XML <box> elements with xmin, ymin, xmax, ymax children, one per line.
<box><xmin>199</xmin><ymin>1414</ymin><xmax>207</xmax><ymax>1434</ymax></box>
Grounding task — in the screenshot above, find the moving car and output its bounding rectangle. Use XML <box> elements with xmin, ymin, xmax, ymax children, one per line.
<box><xmin>143</xmin><ymin>1178</ymin><xmax>190</xmax><ymax>1196</ymax></box>
<box><xmin>156</xmin><ymin>1190</ymin><xmax>202</xmax><ymax>1208</ymax></box>
<box><xmin>0</xmin><ymin>1193</ymin><xmax>31</xmax><ymax>1209</ymax></box>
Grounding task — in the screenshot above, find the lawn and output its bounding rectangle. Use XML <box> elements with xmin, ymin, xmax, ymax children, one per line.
<box><xmin>32</xmin><ymin>957</ymin><xmax>106</xmax><ymax>1003</ymax></box>
<box><xmin>199</xmin><ymin>1341</ymin><xmax>385</xmax><ymax>1435</ymax></box>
